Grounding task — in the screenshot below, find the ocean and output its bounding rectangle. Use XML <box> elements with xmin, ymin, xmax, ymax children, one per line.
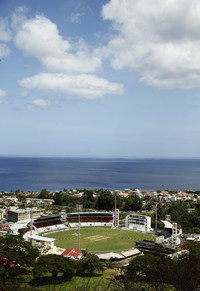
<box><xmin>0</xmin><ymin>157</ymin><xmax>200</xmax><ymax>192</ymax></box>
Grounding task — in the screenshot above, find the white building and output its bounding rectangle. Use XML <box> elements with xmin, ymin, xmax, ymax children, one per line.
<box><xmin>25</xmin><ymin>198</ymin><xmax>54</xmax><ymax>205</ymax></box>
<box><xmin>125</xmin><ymin>214</ymin><xmax>151</xmax><ymax>232</ymax></box>
<box><xmin>161</xmin><ymin>220</ymin><xmax>182</xmax><ymax>246</ymax></box>
<box><xmin>29</xmin><ymin>234</ymin><xmax>56</xmax><ymax>249</ymax></box>
<box><xmin>0</xmin><ymin>209</ymin><xmax>5</xmax><ymax>220</ymax></box>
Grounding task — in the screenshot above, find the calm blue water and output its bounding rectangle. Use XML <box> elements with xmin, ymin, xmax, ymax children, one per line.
<box><xmin>0</xmin><ymin>157</ymin><xmax>200</xmax><ymax>192</ymax></box>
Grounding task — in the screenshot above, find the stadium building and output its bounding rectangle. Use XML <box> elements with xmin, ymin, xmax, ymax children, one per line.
<box><xmin>160</xmin><ymin>220</ymin><xmax>182</xmax><ymax>246</ymax></box>
<box><xmin>67</xmin><ymin>212</ymin><xmax>114</xmax><ymax>228</ymax></box>
<box><xmin>29</xmin><ymin>214</ymin><xmax>67</xmax><ymax>233</ymax></box>
<box><xmin>125</xmin><ymin>214</ymin><xmax>151</xmax><ymax>232</ymax></box>
<box><xmin>29</xmin><ymin>234</ymin><xmax>56</xmax><ymax>249</ymax></box>
<box><xmin>9</xmin><ymin>214</ymin><xmax>67</xmax><ymax>236</ymax></box>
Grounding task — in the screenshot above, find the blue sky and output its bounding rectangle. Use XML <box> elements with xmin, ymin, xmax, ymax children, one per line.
<box><xmin>1</xmin><ymin>0</ymin><xmax>200</xmax><ymax>158</ymax></box>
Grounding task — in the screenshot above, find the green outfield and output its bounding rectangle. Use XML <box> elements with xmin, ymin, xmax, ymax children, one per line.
<box><xmin>44</xmin><ymin>228</ymin><xmax>154</xmax><ymax>252</ymax></box>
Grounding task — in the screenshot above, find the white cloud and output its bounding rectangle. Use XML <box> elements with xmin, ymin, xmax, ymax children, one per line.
<box><xmin>19</xmin><ymin>90</ymin><xmax>29</xmax><ymax>98</ymax></box>
<box><xmin>19</xmin><ymin>73</ymin><xmax>125</xmax><ymax>99</ymax></box>
<box><xmin>12</xmin><ymin>8</ymin><xmax>124</xmax><ymax>100</ymax></box>
<box><xmin>0</xmin><ymin>17</ymin><xmax>11</xmax><ymax>58</ymax></box>
<box><xmin>11</xmin><ymin>6</ymin><xmax>29</xmax><ymax>30</ymax></box>
<box><xmin>70</xmin><ymin>12</ymin><xmax>85</xmax><ymax>23</ymax></box>
<box><xmin>0</xmin><ymin>43</ymin><xmax>10</xmax><ymax>58</ymax></box>
<box><xmin>14</xmin><ymin>14</ymin><xmax>70</xmax><ymax>58</ymax></box>
<box><xmin>101</xmin><ymin>0</ymin><xmax>200</xmax><ymax>89</ymax></box>
<box><xmin>13</xmin><ymin>13</ymin><xmax>102</xmax><ymax>73</ymax></box>
<box><xmin>33</xmin><ymin>99</ymin><xmax>54</xmax><ymax>108</ymax></box>
<box><xmin>0</xmin><ymin>89</ymin><xmax>8</xmax><ymax>104</ymax></box>
<box><xmin>25</xmin><ymin>98</ymin><xmax>58</xmax><ymax>110</ymax></box>
<box><xmin>0</xmin><ymin>18</ymin><xmax>12</xmax><ymax>42</ymax></box>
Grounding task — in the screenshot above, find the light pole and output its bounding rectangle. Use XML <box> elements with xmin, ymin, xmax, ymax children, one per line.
<box><xmin>76</xmin><ymin>204</ymin><xmax>83</xmax><ymax>250</ymax></box>
<box><xmin>155</xmin><ymin>203</ymin><xmax>158</xmax><ymax>234</ymax></box>
<box><xmin>114</xmin><ymin>193</ymin><xmax>117</xmax><ymax>228</ymax></box>
<box><xmin>30</xmin><ymin>199</ymin><xmax>33</xmax><ymax>235</ymax></box>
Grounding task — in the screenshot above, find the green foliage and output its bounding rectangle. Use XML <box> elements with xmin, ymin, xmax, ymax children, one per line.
<box><xmin>183</xmin><ymin>241</ymin><xmax>200</xmax><ymax>257</ymax></box>
<box><xmin>38</xmin><ymin>188</ymin><xmax>50</xmax><ymax>199</ymax></box>
<box><xmin>76</xmin><ymin>253</ymin><xmax>103</xmax><ymax>275</ymax></box>
<box><xmin>33</xmin><ymin>254</ymin><xmax>76</xmax><ymax>280</ymax></box>
<box><xmin>122</xmin><ymin>195</ymin><xmax>142</xmax><ymax>211</ymax></box>
<box><xmin>120</xmin><ymin>243</ymin><xmax>200</xmax><ymax>291</ymax></box>
<box><xmin>0</xmin><ymin>257</ymin><xmax>22</xmax><ymax>287</ymax></box>
<box><xmin>54</xmin><ymin>191</ymin><xmax>69</xmax><ymax>205</ymax></box>
<box><xmin>0</xmin><ymin>235</ymin><xmax>40</xmax><ymax>288</ymax></box>
<box><xmin>128</xmin><ymin>253</ymin><xmax>171</xmax><ymax>284</ymax></box>
<box><xmin>80</xmin><ymin>190</ymin><xmax>95</xmax><ymax>209</ymax></box>
<box><xmin>0</xmin><ymin>235</ymin><xmax>39</xmax><ymax>266</ymax></box>
<box><xmin>152</xmin><ymin>200</ymin><xmax>200</xmax><ymax>233</ymax></box>
<box><xmin>95</xmin><ymin>190</ymin><xmax>114</xmax><ymax>211</ymax></box>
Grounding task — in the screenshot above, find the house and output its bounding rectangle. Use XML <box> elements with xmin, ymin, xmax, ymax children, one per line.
<box><xmin>25</xmin><ymin>198</ymin><xmax>54</xmax><ymax>205</ymax></box>
<box><xmin>61</xmin><ymin>248</ymin><xmax>82</xmax><ymax>260</ymax></box>
<box><xmin>0</xmin><ymin>209</ymin><xmax>5</xmax><ymax>220</ymax></box>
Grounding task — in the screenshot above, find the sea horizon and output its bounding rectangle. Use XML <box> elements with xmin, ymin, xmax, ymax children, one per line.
<box><xmin>0</xmin><ymin>157</ymin><xmax>200</xmax><ymax>192</ymax></box>
<box><xmin>1</xmin><ymin>155</ymin><xmax>200</xmax><ymax>160</ymax></box>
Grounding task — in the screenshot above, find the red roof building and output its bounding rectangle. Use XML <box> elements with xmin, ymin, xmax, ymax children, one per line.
<box><xmin>61</xmin><ymin>248</ymin><xmax>82</xmax><ymax>260</ymax></box>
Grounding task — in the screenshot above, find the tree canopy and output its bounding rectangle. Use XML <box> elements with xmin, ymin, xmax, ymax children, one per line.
<box><xmin>33</xmin><ymin>254</ymin><xmax>76</xmax><ymax>280</ymax></box>
<box><xmin>0</xmin><ymin>235</ymin><xmax>39</xmax><ymax>266</ymax></box>
<box><xmin>76</xmin><ymin>253</ymin><xmax>103</xmax><ymax>275</ymax></box>
<box><xmin>116</xmin><ymin>242</ymin><xmax>200</xmax><ymax>291</ymax></box>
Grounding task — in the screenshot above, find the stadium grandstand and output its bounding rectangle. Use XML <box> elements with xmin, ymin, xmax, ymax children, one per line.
<box><xmin>10</xmin><ymin>214</ymin><xmax>67</xmax><ymax>236</ymax></box>
<box><xmin>66</xmin><ymin>212</ymin><xmax>114</xmax><ymax>228</ymax></box>
<box><xmin>29</xmin><ymin>214</ymin><xmax>67</xmax><ymax>233</ymax></box>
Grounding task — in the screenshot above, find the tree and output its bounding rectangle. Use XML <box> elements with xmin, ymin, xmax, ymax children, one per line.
<box><xmin>0</xmin><ymin>235</ymin><xmax>40</xmax><ymax>288</ymax></box>
<box><xmin>33</xmin><ymin>254</ymin><xmax>76</xmax><ymax>280</ymax></box>
<box><xmin>119</xmin><ymin>242</ymin><xmax>200</xmax><ymax>291</ymax></box>
<box><xmin>0</xmin><ymin>235</ymin><xmax>39</xmax><ymax>267</ymax></box>
<box><xmin>95</xmin><ymin>190</ymin><xmax>114</xmax><ymax>211</ymax></box>
<box><xmin>38</xmin><ymin>189</ymin><xmax>50</xmax><ymax>199</ymax></box>
<box><xmin>54</xmin><ymin>191</ymin><xmax>68</xmax><ymax>205</ymax></box>
<box><xmin>76</xmin><ymin>254</ymin><xmax>103</xmax><ymax>276</ymax></box>
<box><xmin>123</xmin><ymin>195</ymin><xmax>142</xmax><ymax>211</ymax></box>
<box><xmin>80</xmin><ymin>190</ymin><xmax>95</xmax><ymax>209</ymax></box>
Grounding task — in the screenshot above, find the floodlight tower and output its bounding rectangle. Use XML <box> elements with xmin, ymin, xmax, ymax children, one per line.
<box><xmin>114</xmin><ymin>193</ymin><xmax>117</xmax><ymax>227</ymax></box>
<box><xmin>76</xmin><ymin>204</ymin><xmax>83</xmax><ymax>250</ymax></box>
<box><xmin>30</xmin><ymin>200</ymin><xmax>33</xmax><ymax>235</ymax></box>
<box><xmin>155</xmin><ymin>203</ymin><xmax>158</xmax><ymax>234</ymax></box>
<box><xmin>172</xmin><ymin>222</ymin><xmax>178</xmax><ymax>247</ymax></box>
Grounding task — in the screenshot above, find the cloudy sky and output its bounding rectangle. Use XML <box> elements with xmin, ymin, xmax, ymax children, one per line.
<box><xmin>1</xmin><ymin>0</ymin><xmax>200</xmax><ymax>158</ymax></box>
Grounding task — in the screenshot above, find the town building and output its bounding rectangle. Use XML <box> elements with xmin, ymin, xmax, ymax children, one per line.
<box><xmin>25</xmin><ymin>198</ymin><xmax>54</xmax><ymax>205</ymax></box>
<box><xmin>0</xmin><ymin>209</ymin><xmax>5</xmax><ymax>220</ymax></box>
<box><xmin>8</xmin><ymin>208</ymin><xmax>41</xmax><ymax>222</ymax></box>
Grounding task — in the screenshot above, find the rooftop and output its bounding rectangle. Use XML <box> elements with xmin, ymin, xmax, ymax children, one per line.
<box><xmin>61</xmin><ymin>248</ymin><xmax>82</xmax><ymax>257</ymax></box>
